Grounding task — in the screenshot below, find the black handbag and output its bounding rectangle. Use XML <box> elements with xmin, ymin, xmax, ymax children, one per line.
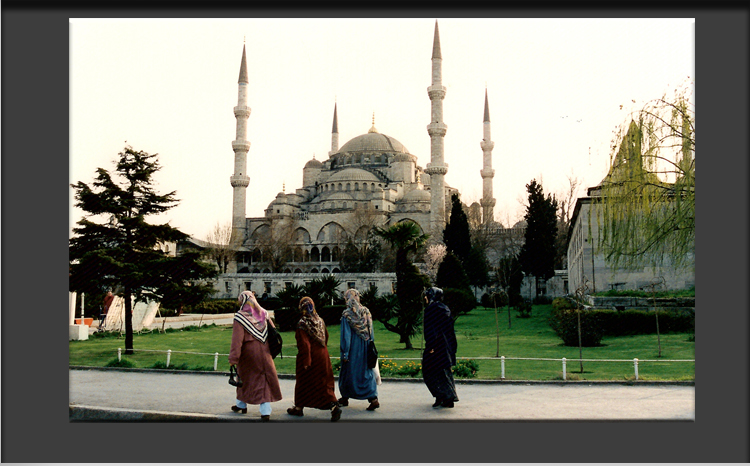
<box><xmin>367</xmin><ymin>339</ymin><xmax>378</xmax><ymax>369</ymax></box>
<box><xmin>267</xmin><ymin>324</ymin><xmax>283</xmax><ymax>359</ymax></box>
<box><xmin>228</xmin><ymin>364</ymin><xmax>243</xmax><ymax>387</ymax></box>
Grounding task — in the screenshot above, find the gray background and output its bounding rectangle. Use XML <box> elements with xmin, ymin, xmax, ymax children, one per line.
<box><xmin>1</xmin><ymin>4</ymin><xmax>746</xmax><ymax>464</ymax></box>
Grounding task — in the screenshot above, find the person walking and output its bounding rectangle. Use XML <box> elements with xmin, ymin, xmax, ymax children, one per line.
<box><xmin>228</xmin><ymin>290</ymin><xmax>283</xmax><ymax>421</ymax></box>
<box><xmin>338</xmin><ymin>288</ymin><xmax>379</xmax><ymax>411</ymax></box>
<box><xmin>422</xmin><ymin>287</ymin><xmax>459</xmax><ymax>408</ymax></box>
<box><xmin>286</xmin><ymin>297</ymin><xmax>342</xmax><ymax>422</ymax></box>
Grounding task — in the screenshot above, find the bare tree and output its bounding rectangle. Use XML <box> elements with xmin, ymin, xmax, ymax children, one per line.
<box><xmin>253</xmin><ymin>217</ymin><xmax>298</xmax><ymax>272</ymax></box>
<box><xmin>204</xmin><ymin>222</ymin><xmax>234</xmax><ymax>273</ymax></box>
<box><xmin>554</xmin><ymin>173</ymin><xmax>582</xmax><ymax>269</ymax></box>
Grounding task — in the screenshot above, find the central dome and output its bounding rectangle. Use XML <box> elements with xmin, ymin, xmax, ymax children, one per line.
<box><xmin>338</xmin><ymin>131</ymin><xmax>409</xmax><ymax>154</ymax></box>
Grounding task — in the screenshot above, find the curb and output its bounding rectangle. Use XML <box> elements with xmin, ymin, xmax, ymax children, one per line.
<box><xmin>69</xmin><ymin>366</ymin><xmax>694</xmax><ymax>386</ymax></box>
<box><xmin>69</xmin><ymin>404</ymin><xmax>247</xmax><ymax>422</ymax></box>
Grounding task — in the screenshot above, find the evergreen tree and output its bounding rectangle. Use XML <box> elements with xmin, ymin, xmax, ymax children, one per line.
<box><xmin>465</xmin><ymin>245</ymin><xmax>490</xmax><ymax>291</ymax></box>
<box><xmin>373</xmin><ymin>221</ymin><xmax>431</xmax><ymax>349</ymax></box>
<box><xmin>69</xmin><ymin>146</ymin><xmax>218</xmax><ymax>353</ymax></box>
<box><xmin>435</xmin><ymin>251</ymin><xmax>477</xmax><ymax>320</ymax></box>
<box><xmin>518</xmin><ymin>179</ymin><xmax>558</xmax><ymax>287</ymax></box>
<box><xmin>443</xmin><ymin>193</ymin><xmax>472</xmax><ymax>263</ymax></box>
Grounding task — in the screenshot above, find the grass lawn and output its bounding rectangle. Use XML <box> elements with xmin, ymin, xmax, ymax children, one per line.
<box><xmin>69</xmin><ymin>304</ymin><xmax>695</xmax><ymax>381</ymax></box>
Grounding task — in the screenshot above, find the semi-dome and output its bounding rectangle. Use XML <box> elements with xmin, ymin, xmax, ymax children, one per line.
<box><xmin>326</xmin><ymin>168</ymin><xmax>381</xmax><ymax>183</ymax></box>
<box><xmin>402</xmin><ymin>188</ymin><xmax>431</xmax><ymax>203</ymax></box>
<box><xmin>338</xmin><ymin>131</ymin><xmax>409</xmax><ymax>154</ymax></box>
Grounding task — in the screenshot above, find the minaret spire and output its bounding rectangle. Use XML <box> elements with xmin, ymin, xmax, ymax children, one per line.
<box><xmin>480</xmin><ymin>87</ymin><xmax>496</xmax><ymax>224</ymax></box>
<box><xmin>425</xmin><ymin>20</ymin><xmax>449</xmax><ymax>237</ymax></box>
<box><xmin>230</xmin><ymin>44</ymin><xmax>251</xmax><ymax>249</ymax></box>
<box><xmin>329</xmin><ymin>102</ymin><xmax>339</xmax><ymax>156</ymax></box>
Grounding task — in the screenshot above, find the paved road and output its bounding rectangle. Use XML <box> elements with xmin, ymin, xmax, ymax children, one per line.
<box><xmin>69</xmin><ymin>368</ymin><xmax>694</xmax><ymax>422</ymax></box>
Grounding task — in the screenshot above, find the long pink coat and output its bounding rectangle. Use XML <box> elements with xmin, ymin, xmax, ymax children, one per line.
<box><xmin>228</xmin><ymin>314</ymin><xmax>283</xmax><ymax>405</ymax></box>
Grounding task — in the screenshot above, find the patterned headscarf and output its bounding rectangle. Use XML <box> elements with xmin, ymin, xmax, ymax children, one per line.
<box><xmin>342</xmin><ymin>288</ymin><xmax>373</xmax><ymax>341</ymax></box>
<box><xmin>238</xmin><ymin>290</ymin><xmax>268</xmax><ymax>331</ymax></box>
<box><xmin>298</xmin><ymin>296</ymin><xmax>326</xmax><ymax>347</ymax></box>
<box><xmin>424</xmin><ymin>287</ymin><xmax>444</xmax><ymax>304</ymax></box>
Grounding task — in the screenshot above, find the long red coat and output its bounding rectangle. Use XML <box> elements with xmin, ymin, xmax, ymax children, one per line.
<box><xmin>228</xmin><ymin>315</ymin><xmax>283</xmax><ymax>405</ymax></box>
<box><xmin>293</xmin><ymin>325</ymin><xmax>337</xmax><ymax>409</ymax></box>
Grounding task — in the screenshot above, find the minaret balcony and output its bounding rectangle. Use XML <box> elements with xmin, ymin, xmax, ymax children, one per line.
<box><xmin>234</xmin><ymin>106</ymin><xmax>251</xmax><ymax>118</ymax></box>
<box><xmin>425</xmin><ymin>163</ymin><xmax>448</xmax><ymax>176</ymax></box>
<box><xmin>232</xmin><ymin>140</ymin><xmax>251</xmax><ymax>152</ymax></box>
<box><xmin>427</xmin><ymin>123</ymin><xmax>447</xmax><ymax>137</ymax></box>
<box><xmin>480</xmin><ymin>168</ymin><xmax>495</xmax><ymax>178</ymax></box>
<box><xmin>230</xmin><ymin>174</ymin><xmax>250</xmax><ymax>188</ymax></box>
<box><xmin>480</xmin><ymin>141</ymin><xmax>495</xmax><ymax>151</ymax></box>
<box><xmin>427</xmin><ymin>86</ymin><xmax>446</xmax><ymax>100</ymax></box>
<box><xmin>480</xmin><ymin>198</ymin><xmax>496</xmax><ymax>208</ymax></box>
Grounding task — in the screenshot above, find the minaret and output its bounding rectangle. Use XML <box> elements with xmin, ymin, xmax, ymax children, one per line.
<box><xmin>425</xmin><ymin>20</ymin><xmax>449</xmax><ymax>237</ymax></box>
<box><xmin>230</xmin><ymin>44</ymin><xmax>251</xmax><ymax>245</ymax></box>
<box><xmin>480</xmin><ymin>88</ymin><xmax>496</xmax><ymax>224</ymax></box>
<box><xmin>329</xmin><ymin>102</ymin><xmax>339</xmax><ymax>156</ymax></box>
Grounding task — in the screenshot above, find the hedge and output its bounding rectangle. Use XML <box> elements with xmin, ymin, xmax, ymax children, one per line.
<box><xmin>549</xmin><ymin>307</ymin><xmax>695</xmax><ymax>347</ymax></box>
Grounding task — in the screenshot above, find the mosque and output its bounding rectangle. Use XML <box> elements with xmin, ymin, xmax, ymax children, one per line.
<box><xmin>217</xmin><ymin>21</ymin><xmax>498</xmax><ymax>278</ymax></box>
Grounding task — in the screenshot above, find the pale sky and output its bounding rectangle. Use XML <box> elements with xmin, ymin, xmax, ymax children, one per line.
<box><xmin>69</xmin><ymin>17</ymin><xmax>694</xmax><ymax>240</ymax></box>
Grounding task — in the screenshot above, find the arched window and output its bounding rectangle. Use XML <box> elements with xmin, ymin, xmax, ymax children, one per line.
<box><xmin>311</xmin><ymin>247</ymin><xmax>320</xmax><ymax>262</ymax></box>
<box><xmin>311</xmin><ymin>268</ymin><xmax>319</xmax><ymax>274</ymax></box>
<box><xmin>321</xmin><ymin>268</ymin><xmax>330</xmax><ymax>274</ymax></box>
<box><xmin>346</xmin><ymin>183</ymin><xmax>351</xmax><ymax>191</ymax></box>
<box><xmin>338</xmin><ymin>183</ymin><xmax>343</xmax><ymax>191</ymax></box>
<box><xmin>355</xmin><ymin>182</ymin><xmax>359</xmax><ymax>191</ymax></box>
<box><xmin>294</xmin><ymin>268</ymin><xmax>303</xmax><ymax>273</ymax></box>
<box><xmin>321</xmin><ymin>247</ymin><xmax>331</xmax><ymax>262</ymax></box>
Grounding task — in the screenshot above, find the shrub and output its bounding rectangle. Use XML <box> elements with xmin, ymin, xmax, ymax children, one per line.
<box><xmin>532</xmin><ymin>295</ymin><xmax>552</xmax><ymax>305</ymax></box>
<box><xmin>515</xmin><ymin>299</ymin><xmax>532</xmax><ymax>318</ymax></box>
<box><xmin>443</xmin><ymin>288</ymin><xmax>477</xmax><ymax>319</ymax></box>
<box><xmin>185</xmin><ymin>299</ymin><xmax>237</xmax><ymax>314</ymax></box>
<box><xmin>274</xmin><ymin>307</ymin><xmax>301</xmax><ymax>332</ymax></box>
<box><xmin>552</xmin><ymin>297</ymin><xmax>576</xmax><ymax>311</ymax></box>
<box><xmin>105</xmin><ymin>357</ymin><xmax>135</xmax><ymax>368</ymax></box>
<box><xmin>379</xmin><ymin>356</ymin><xmax>422</xmax><ymax>377</ymax></box>
<box><xmin>548</xmin><ymin>308</ymin><xmax>605</xmax><ymax>347</ymax></box>
<box><xmin>600</xmin><ymin>308</ymin><xmax>695</xmax><ymax>336</ymax></box>
<box><xmin>481</xmin><ymin>292</ymin><xmax>508</xmax><ymax>309</ymax></box>
<box><xmin>453</xmin><ymin>359</ymin><xmax>479</xmax><ymax>378</ymax></box>
<box><xmin>318</xmin><ymin>305</ymin><xmax>345</xmax><ymax>327</ymax></box>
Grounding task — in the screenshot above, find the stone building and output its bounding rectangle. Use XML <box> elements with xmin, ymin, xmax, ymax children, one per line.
<box><xmin>566</xmin><ymin>122</ymin><xmax>695</xmax><ymax>295</ymax></box>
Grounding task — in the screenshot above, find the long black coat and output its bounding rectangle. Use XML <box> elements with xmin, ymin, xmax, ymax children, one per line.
<box><xmin>422</xmin><ymin>301</ymin><xmax>457</xmax><ymax>371</ymax></box>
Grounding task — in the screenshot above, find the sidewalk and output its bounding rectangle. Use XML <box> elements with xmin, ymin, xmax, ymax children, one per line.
<box><xmin>69</xmin><ymin>367</ymin><xmax>695</xmax><ymax>422</ymax></box>
<box><xmin>89</xmin><ymin>313</ymin><xmax>236</xmax><ymax>334</ymax></box>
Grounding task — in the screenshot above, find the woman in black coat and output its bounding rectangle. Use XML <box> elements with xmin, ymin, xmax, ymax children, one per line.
<box><xmin>421</xmin><ymin>287</ymin><xmax>459</xmax><ymax>408</ymax></box>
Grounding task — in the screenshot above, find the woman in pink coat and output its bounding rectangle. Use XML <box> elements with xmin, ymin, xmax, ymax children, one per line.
<box><xmin>229</xmin><ymin>291</ymin><xmax>283</xmax><ymax>421</ymax></box>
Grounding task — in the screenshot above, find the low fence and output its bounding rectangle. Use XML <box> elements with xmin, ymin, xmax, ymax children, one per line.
<box><xmin>116</xmin><ymin>348</ymin><xmax>694</xmax><ymax>381</ymax></box>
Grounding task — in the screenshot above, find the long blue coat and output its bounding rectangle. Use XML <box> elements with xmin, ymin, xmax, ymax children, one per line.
<box><xmin>338</xmin><ymin>318</ymin><xmax>378</xmax><ymax>400</ymax></box>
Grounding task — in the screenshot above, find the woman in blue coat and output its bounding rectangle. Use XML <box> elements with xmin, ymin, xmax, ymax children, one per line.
<box><xmin>338</xmin><ymin>288</ymin><xmax>379</xmax><ymax>411</ymax></box>
<box><xmin>422</xmin><ymin>287</ymin><xmax>459</xmax><ymax>408</ymax></box>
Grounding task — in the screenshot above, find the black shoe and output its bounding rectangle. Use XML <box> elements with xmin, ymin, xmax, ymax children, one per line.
<box><xmin>432</xmin><ymin>398</ymin><xmax>442</xmax><ymax>408</ymax></box>
<box><xmin>331</xmin><ymin>406</ymin><xmax>342</xmax><ymax>422</ymax></box>
<box><xmin>337</xmin><ymin>397</ymin><xmax>349</xmax><ymax>407</ymax></box>
<box><xmin>366</xmin><ymin>399</ymin><xmax>380</xmax><ymax>411</ymax></box>
<box><xmin>286</xmin><ymin>406</ymin><xmax>304</xmax><ymax>416</ymax></box>
<box><xmin>261</xmin><ymin>415</ymin><xmax>270</xmax><ymax>422</ymax></box>
<box><xmin>440</xmin><ymin>400</ymin><xmax>455</xmax><ymax>408</ymax></box>
<box><xmin>231</xmin><ymin>405</ymin><xmax>247</xmax><ymax>414</ymax></box>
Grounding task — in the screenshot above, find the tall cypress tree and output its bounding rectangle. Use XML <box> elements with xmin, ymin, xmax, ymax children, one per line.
<box><xmin>518</xmin><ymin>179</ymin><xmax>558</xmax><ymax>285</ymax></box>
<box><xmin>443</xmin><ymin>193</ymin><xmax>472</xmax><ymax>263</ymax></box>
<box><xmin>69</xmin><ymin>146</ymin><xmax>217</xmax><ymax>353</ymax></box>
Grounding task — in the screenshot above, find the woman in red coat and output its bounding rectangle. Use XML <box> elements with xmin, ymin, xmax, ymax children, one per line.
<box><xmin>286</xmin><ymin>296</ymin><xmax>342</xmax><ymax>422</ymax></box>
<box><xmin>228</xmin><ymin>291</ymin><xmax>283</xmax><ymax>421</ymax></box>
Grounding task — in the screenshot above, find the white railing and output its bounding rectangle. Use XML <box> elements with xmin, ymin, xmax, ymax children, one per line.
<box><xmin>115</xmin><ymin>348</ymin><xmax>694</xmax><ymax>381</ymax></box>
